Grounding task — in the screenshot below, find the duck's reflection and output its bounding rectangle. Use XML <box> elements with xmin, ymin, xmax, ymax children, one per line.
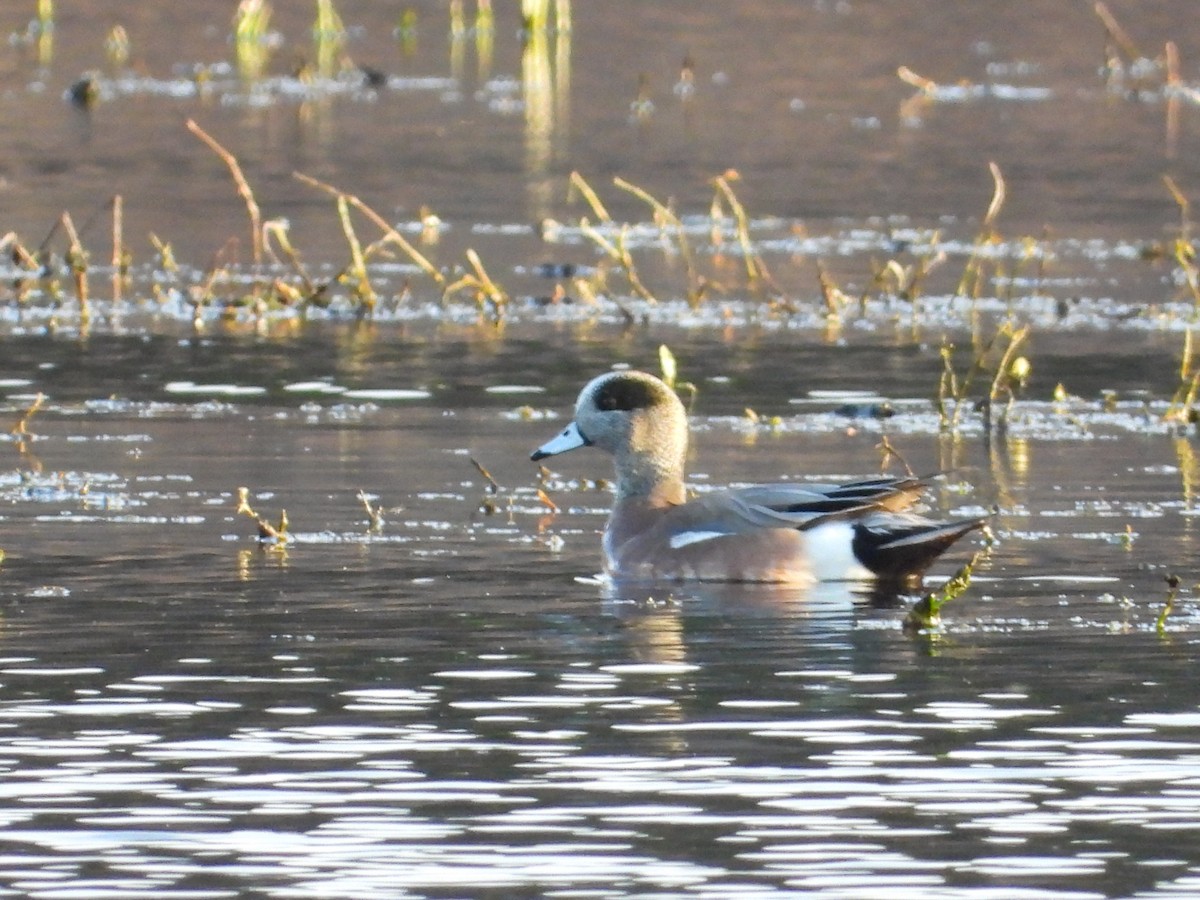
<box><xmin>600</xmin><ymin>577</ymin><xmax>909</xmax><ymax>617</ymax></box>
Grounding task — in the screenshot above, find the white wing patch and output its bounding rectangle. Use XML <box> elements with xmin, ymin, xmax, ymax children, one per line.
<box><xmin>669</xmin><ymin>530</ymin><xmax>727</xmax><ymax>549</ymax></box>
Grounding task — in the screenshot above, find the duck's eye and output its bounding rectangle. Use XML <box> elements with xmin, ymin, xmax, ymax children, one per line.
<box><xmin>595</xmin><ymin>378</ymin><xmax>659</xmax><ymax>412</ymax></box>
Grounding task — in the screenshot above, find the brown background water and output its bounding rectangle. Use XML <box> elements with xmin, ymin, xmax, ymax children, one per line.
<box><xmin>0</xmin><ymin>1</ymin><xmax>1199</xmax><ymax>897</ymax></box>
<box><xmin>3</xmin><ymin>0</ymin><xmax>1198</xmax><ymax>252</ymax></box>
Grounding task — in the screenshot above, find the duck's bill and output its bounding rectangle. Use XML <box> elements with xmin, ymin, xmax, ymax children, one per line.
<box><xmin>531</xmin><ymin>421</ymin><xmax>591</xmax><ymax>460</ymax></box>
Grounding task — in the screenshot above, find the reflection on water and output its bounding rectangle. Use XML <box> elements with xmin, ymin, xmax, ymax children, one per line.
<box><xmin>522</xmin><ymin>11</ymin><xmax>572</xmax><ymax>220</ymax></box>
<box><xmin>0</xmin><ymin>576</ymin><xmax>1197</xmax><ymax>897</ymax></box>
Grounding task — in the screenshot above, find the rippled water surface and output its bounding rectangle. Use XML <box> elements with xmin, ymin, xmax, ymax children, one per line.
<box><xmin>1</xmin><ymin>344</ymin><xmax>1198</xmax><ymax>898</ymax></box>
<box><xmin>3</xmin><ymin>1</ymin><xmax>1200</xmax><ymax>897</ymax></box>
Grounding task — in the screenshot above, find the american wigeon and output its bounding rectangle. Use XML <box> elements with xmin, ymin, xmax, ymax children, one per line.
<box><xmin>531</xmin><ymin>370</ymin><xmax>984</xmax><ymax>586</ymax></box>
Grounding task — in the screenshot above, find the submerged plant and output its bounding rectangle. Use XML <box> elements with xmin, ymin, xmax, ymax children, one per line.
<box><xmin>1156</xmin><ymin>574</ymin><xmax>1180</xmax><ymax>632</ymax></box>
<box><xmin>357</xmin><ymin>490</ymin><xmax>386</xmax><ymax>533</ymax></box>
<box><xmin>904</xmin><ymin>548</ymin><xmax>986</xmax><ymax>632</ymax></box>
<box><xmin>236</xmin><ymin>486</ymin><xmax>289</xmax><ymax>548</ymax></box>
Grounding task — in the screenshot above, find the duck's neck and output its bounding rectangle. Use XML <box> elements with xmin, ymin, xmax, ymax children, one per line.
<box><xmin>613</xmin><ymin>449</ymin><xmax>686</xmax><ymax>505</ymax></box>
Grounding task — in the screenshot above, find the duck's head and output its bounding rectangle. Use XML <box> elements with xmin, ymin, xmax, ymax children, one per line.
<box><xmin>531</xmin><ymin>370</ymin><xmax>688</xmax><ymax>500</ymax></box>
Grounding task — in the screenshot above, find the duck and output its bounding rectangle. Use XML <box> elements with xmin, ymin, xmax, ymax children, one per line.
<box><xmin>531</xmin><ymin>369</ymin><xmax>985</xmax><ymax>586</ymax></box>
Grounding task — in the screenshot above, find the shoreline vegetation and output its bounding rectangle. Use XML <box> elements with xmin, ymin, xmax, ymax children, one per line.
<box><xmin>0</xmin><ymin>1</ymin><xmax>1196</xmax><ymax>442</ymax></box>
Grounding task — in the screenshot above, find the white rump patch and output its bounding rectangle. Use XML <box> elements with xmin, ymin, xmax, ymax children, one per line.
<box><xmin>669</xmin><ymin>530</ymin><xmax>726</xmax><ymax>549</ymax></box>
<box><xmin>805</xmin><ymin>521</ymin><xmax>872</xmax><ymax>581</ymax></box>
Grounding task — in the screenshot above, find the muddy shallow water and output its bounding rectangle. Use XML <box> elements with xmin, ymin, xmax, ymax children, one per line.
<box><xmin>2</xmin><ymin>1</ymin><xmax>1200</xmax><ymax>897</ymax></box>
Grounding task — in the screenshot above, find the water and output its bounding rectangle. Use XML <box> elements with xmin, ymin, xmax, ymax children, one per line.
<box><xmin>1</xmin><ymin>1</ymin><xmax>1200</xmax><ymax>897</ymax></box>
<box><xmin>0</xmin><ymin>345</ymin><xmax>1196</xmax><ymax>897</ymax></box>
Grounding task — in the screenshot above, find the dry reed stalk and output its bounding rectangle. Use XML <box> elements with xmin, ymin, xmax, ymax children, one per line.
<box><xmin>1093</xmin><ymin>2</ymin><xmax>1141</xmax><ymax>62</ymax></box>
<box><xmin>190</xmin><ymin>241</ymin><xmax>238</xmax><ymax>329</ymax></box>
<box><xmin>34</xmin><ymin>0</ymin><xmax>53</xmax><ymax>65</ymax></box>
<box><xmin>441</xmin><ymin>251</ymin><xmax>508</xmax><ymax>316</ymax></box>
<box><xmin>578</xmin><ymin>218</ymin><xmax>617</xmax><ymax>257</ymax></box>
<box><xmin>470</xmin><ymin>457</ymin><xmax>501</xmax><ymax>493</ymax></box>
<box><xmin>293</xmin><ymin>171</ymin><xmax>444</xmax><ymax>285</ymax></box>
<box><xmin>939</xmin><ymin>322</ymin><xmax>1028</xmax><ymax>433</ymax></box>
<box><xmin>11</xmin><ymin>393</ymin><xmax>44</xmax><ymax>437</ymax></box>
<box><xmin>711</xmin><ymin>172</ymin><xmax>776</xmax><ymax>293</ymax></box>
<box><xmin>111</xmin><ymin>194</ymin><xmax>123</xmax><ymax>304</ymax></box>
<box><xmin>186</xmin><ymin>119</ymin><xmax>263</xmax><ymax>266</ymax></box>
<box><xmin>1164</xmin><ymin>42</ymin><xmax>1200</xmax><ymax>105</ymax></box>
<box><xmin>568</xmin><ymin>171</ymin><xmax>612</xmax><ymax>222</ymax></box>
<box><xmin>818</xmin><ymin>263</ymin><xmax>855</xmax><ymax>324</ymax></box>
<box><xmin>1164</xmin><ymin>174</ymin><xmax>1192</xmax><ymax>243</ymax></box>
<box><xmin>236</xmin><ymin>486</ymin><xmax>290</xmax><ymax>546</ymax></box>
<box><xmin>1165</xmin><ymin>41</ymin><xmax>1181</xmax><ymax>157</ymax></box>
<box><xmin>956</xmin><ymin>161</ymin><xmax>1006</xmax><ymax>298</ymax></box>
<box><xmin>614</xmin><ymin>176</ymin><xmax>699</xmax><ymax>292</ymax></box>
<box><xmin>1</xmin><ymin>233</ymin><xmax>39</xmax><ymax>304</ymax></box>
<box><xmin>105</xmin><ymin>25</ymin><xmax>129</xmax><ymax>69</ymax></box>
<box><xmin>262</xmin><ymin>219</ymin><xmax>321</xmax><ymax>303</ymax></box>
<box><xmin>336</xmin><ymin>195</ymin><xmax>377</xmax><ymax>313</ymax></box>
<box><xmin>149</xmin><ymin>233</ymin><xmax>177</xmax><ymax>274</ymax></box>
<box><xmin>59</xmin><ymin>211</ymin><xmax>89</xmax><ymax>316</ymax></box>
<box><xmin>358</xmin><ymin>490</ymin><xmax>386</xmax><ymax>533</ymax></box>
<box><xmin>985</xmin><ymin>325</ymin><xmax>1030</xmax><ymax>431</ymax></box>
<box><xmin>613</xmin><ymin>228</ymin><xmax>656</xmax><ymax>303</ymax></box>
<box><xmin>575</xmin><ymin>217</ymin><xmax>655</xmax><ymax>304</ymax></box>
<box><xmin>1162</xmin><ymin>178</ymin><xmax>1200</xmax><ymax>318</ymax></box>
<box><xmin>897</xmin><ymin>65</ymin><xmax>938</xmax><ymax>95</ymax></box>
